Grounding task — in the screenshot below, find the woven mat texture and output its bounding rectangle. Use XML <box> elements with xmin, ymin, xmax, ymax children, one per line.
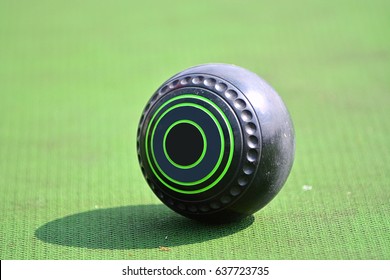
<box><xmin>0</xmin><ymin>0</ymin><xmax>389</xmax><ymax>259</ymax></box>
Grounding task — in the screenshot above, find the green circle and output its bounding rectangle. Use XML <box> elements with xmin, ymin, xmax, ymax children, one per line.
<box><xmin>145</xmin><ymin>94</ymin><xmax>234</xmax><ymax>194</ymax></box>
<box><xmin>151</xmin><ymin>102</ymin><xmax>224</xmax><ymax>186</ymax></box>
<box><xmin>163</xmin><ymin>119</ymin><xmax>207</xmax><ymax>170</ymax></box>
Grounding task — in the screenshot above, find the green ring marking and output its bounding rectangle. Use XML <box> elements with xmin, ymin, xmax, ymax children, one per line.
<box><xmin>163</xmin><ymin>119</ymin><xmax>207</xmax><ymax>170</ymax></box>
<box><xmin>145</xmin><ymin>94</ymin><xmax>235</xmax><ymax>194</ymax></box>
<box><xmin>151</xmin><ymin>103</ymin><xmax>223</xmax><ymax>186</ymax></box>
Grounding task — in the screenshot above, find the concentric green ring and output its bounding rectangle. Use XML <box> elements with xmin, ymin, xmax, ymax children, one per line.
<box><xmin>163</xmin><ymin>119</ymin><xmax>207</xmax><ymax>170</ymax></box>
<box><xmin>145</xmin><ymin>94</ymin><xmax>234</xmax><ymax>194</ymax></box>
<box><xmin>151</xmin><ymin>103</ymin><xmax>224</xmax><ymax>186</ymax></box>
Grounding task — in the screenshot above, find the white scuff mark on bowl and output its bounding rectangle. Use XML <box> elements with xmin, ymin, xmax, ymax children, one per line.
<box><xmin>302</xmin><ymin>185</ymin><xmax>312</xmax><ymax>191</ymax></box>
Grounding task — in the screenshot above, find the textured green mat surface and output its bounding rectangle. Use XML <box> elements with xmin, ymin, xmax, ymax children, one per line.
<box><xmin>1</xmin><ymin>0</ymin><xmax>389</xmax><ymax>260</ymax></box>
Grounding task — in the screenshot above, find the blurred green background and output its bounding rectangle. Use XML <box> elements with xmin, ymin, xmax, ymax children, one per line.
<box><xmin>0</xmin><ymin>0</ymin><xmax>389</xmax><ymax>259</ymax></box>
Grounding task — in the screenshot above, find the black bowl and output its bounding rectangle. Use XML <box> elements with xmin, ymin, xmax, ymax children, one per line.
<box><xmin>137</xmin><ymin>64</ymin><xmax>295</xmax><ymax>223</ymax></box>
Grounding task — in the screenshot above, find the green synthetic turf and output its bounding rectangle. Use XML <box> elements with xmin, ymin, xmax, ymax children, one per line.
<box><xmin>0</xmin><ymin>0</ymin><xmax>389</xmax><ymax>260</ymax></box>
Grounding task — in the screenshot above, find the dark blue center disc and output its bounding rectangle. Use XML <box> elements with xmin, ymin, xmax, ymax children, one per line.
<box><xmin>143</xmin><ymin>92</ymin><xmax>238</xmax><ymax>195</ymax></box>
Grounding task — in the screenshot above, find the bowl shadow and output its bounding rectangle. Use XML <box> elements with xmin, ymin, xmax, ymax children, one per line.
<box><xmin>35</xmin><ymin>204</ymin><xmax>254</xmax><ymax>249</ymax></box>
